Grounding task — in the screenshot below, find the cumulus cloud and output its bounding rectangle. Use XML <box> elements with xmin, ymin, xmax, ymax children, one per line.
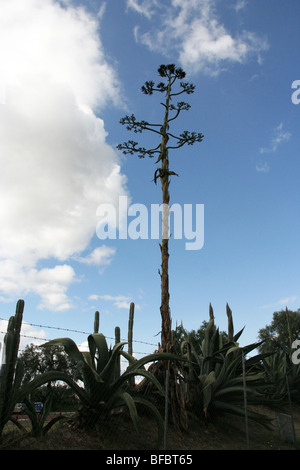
<box><xmin>129</xmin><ymin>0</ymin><xmax>268</xmax><ymax>74</ymax></box>
<box><xmin>0</xmin><ymin>0</ymin><xmax>128</xmax><ymax>310</ymax></box>
<box><xmin>0</xmin><ymin>261</ymin><xmax>76</xmax><ymax>311</ymax></box>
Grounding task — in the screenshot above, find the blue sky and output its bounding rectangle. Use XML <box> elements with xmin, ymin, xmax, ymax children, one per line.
<box><xmin>0</xmin><ymin>0</ymin><xmax>299</xmax><ymax>359</ymax></box>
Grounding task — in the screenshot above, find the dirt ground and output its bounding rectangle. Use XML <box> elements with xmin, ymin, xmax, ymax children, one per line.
<box><xmin>2</xmin><ymin>403</ymin><xmax>300</xmax><ymax>450</ymax></box>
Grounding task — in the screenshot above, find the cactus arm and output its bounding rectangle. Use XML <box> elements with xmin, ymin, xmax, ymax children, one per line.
<box><xmin>128</xmin><ymin>303</ymin><xmax>134</xmax><ymax>356</ymax></box>
<box><xmin>94</xmin><ymin>311</ymin><xmax>100</xmax><ymax>334</ymax></box>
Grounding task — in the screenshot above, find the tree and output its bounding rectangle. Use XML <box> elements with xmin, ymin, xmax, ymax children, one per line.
<box><xmin>19</xmin><ymin>343</ymin><xmax>77</xmax><ymax>385</ymax></box>
<box><xmin>258</xmin><ymin>307</ymin><xmax>300</xmax><ymax>354</ymax></box>
<box><xmin>117</xmin><ymin>64</ymin><xmax>204</xmax><ymax>352</ymax></box>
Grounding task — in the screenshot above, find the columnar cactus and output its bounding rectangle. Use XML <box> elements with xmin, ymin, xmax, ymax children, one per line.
<box><xmin>128</xmin><ymin>303</ymin><xmax>135</xmax><ymax>387</ymax></box>
<box><xmin>128</xmin><ymin>302</ymin><xmax>134</xmax><ymax>357</ymax></box>
<box><xmin>94</xmin><ymin>310</ymin><xmax>100</xmax><ymax>334</ymax></box>
<box><xmin>115</xmin><ymin>326</ymin><xmax>121</xmax><ymax>379</ymax></box>
<box><xmin>0</xmin><ymin>300</ymin><xmax>25</xmax><ymax>437</ymax></box>
<box><xmin>115</xmin><ymin>326</ymin><xmax>120</xmax><ymax>345</ymax></box>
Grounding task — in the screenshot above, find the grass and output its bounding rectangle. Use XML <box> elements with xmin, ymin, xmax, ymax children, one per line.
<box><xmin>2</xmin><ymin>404</ymin><xmax>300</xmax><ymax>450</ymax></box>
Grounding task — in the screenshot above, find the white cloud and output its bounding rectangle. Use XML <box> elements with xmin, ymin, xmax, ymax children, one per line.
<box><xmin>75</xmin><ymin>246</ymin><xmax>116</xmax><ymax>274</ymax></box>
<box><xmin>126</xmin><ymin>0</ymin><xmax>159</xmax><ymax>18</ymax></box>
<box><xmin>0</xmin><ymin>0</ymin><xmax>122</xmax><ymax>111</ymax></box>
<box><xmin>0</xmin><ymin>319</ymin><xmax>47</xmax><ymax>354</ymax></box>
<box><xmin>90</xmin><ymin>294</ymin><xmax>140</xmax><ymax>310</ymax></box>
<box><xmin>256</xmin><ymin>161</ymin><xmax>270</xmax><ymax>173</ymax></box>
<box><xmin>76</xmin><ymin>246</ymin><xmax>116</xmax><ymax>266</ymax></box>
<box><xmin>0</xmin><ymin>0</ymin><xmax>128</xmax><ymax>310</ymax></box>
<box><xmin>278</xmin><ymin>296</ymin><xmax>297</xmax><ymax>306</ymax></box>
<box><xmin>0</xmin><ymin>261</ymin><xmax>76</xmax><ymax>311</ymax></box>
<box><xmin>129</xmin><ymin>0</ymin><xmax>269</xmax><ymax>75</ymax></box>
<box><xmin>256</xmin><ymin>123</ymin><xmax>291</xmax><ymax>173</ymax></box>
<box><xmin>261</xmin><ymin>296</ymin><xmax>297</xmax><ymax>310</ymax></box>
<box><xmin>260</xmin><ymin>122</ymin><xmax>291</xmax><ymax>154</ymax></box>
<box><xmin>234</xmin><ymin>0</ymin><xmax>247</xmax><ymax>12</ymax></box>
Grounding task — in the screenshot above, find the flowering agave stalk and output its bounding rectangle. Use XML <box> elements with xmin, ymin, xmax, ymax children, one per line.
<box><xmin>117</xmin><ymin>64</ymin><xmax>204</xmax><ymax>352</ymax></box>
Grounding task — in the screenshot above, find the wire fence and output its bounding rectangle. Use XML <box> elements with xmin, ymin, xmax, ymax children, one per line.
<box><xmin>0</xmin><ymin>316</ymin><xmax>160</xmax><ymax>384</ymax></box>
<box><xmin>0</xmin><ymin>316</ymin><xmax>158</xmax><ymax>351</ymax></box>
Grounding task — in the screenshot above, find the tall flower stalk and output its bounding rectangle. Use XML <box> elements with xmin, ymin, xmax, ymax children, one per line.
<box><xmin>117</xmin><ymin>64</ymin><xmax>204</xmax><ymax>352</ymax></box>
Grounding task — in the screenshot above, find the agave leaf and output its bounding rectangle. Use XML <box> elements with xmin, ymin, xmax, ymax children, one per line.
<box><xmin>21</xmin><ymin>370</ymin><xmax>90</xmax><ymax>407</ymax></box>
<box><xmin>126</xmin><ymin>352</ymin><xmax>187</xmax><ymax>373</ymax></box>
<box><xmin>222</xmin><ymin>372</ymin><xmax>264</xmax><ymax>388</ymax></box>
<box><xmin>232</xmin><ymin>326</ymin><xmax>245</xmax><ymax>342</ymax></box>
<box><xmin>202</xmin><ymin>371</ymin><xmax>215</xmax><ymax>413</ymax></box>
<box><xmin>210</xmin><ymin>328</ymin><xmax>220</xmax><ymax>356</ymax></box>
<box><xmin>120</xmin><ymin>350</ymin><xmax>137</xmax><ymax>365</ymax></box>
<box><xmin>117</xmin><ymin>391</ymin><xmax>140</xmax><ymax>435</ymax></box>
<box><xmin>214</xmin><ymin>385</ymin><xmax>253</xmax><ymax>399</ymax></box>
<box><xmin>42</xmin><ymin>337</ymin><xmax>84</xmax><ymax>364</ymax></box>
<box><xmin>226</xmin><ymin>345</ymin><xmax>240</xmax><ymax>356</ymax></box>
<box><xmin>212</xmin><ymin>400</ymin><xmax>275</xmax><ymax>430</ymax></box>
<box><xmin>241</xmin><ymin>340</ymin><xmax>264</xmax><ymax>356</ymax></box>
<box><xmin>88</xmin><ymin>333</ymin><xmax>109</xmax><ymax>374</ymax></box>
<box><xmin>223</xmin><ymin>353</ymin><xmax>243</xmax><ymax>380</ymax></box>
<box><xmin>201</xmin><ymin>319</ymin><xmax>215</xmax><ymax>357</ymax></box>
<box><xmin>23</xmin><ymin>399</ymin><xmax>40</xmax><ymax>436</ymax></box>
<box><xmin>246</xmin><ymin>351</ymin><xmax>273</xmax><ymax>368</ymax></box>
<box><xmin>110</xmin><ymin>369</ymin><xmax>165</xmax><ymax>398</ymax></box>
<box><xmin>213</xmin><ymin>341</ymin><xmax>239</xmax><ymax>357</ymax></box>
<box><xmin>133</xmin><ymin>396</ymin><xmax>164</xmax><ymax>448</ymax></box>
<box><xmin>75</xmin><ymin>359</ymin><xmax>109</xmax><ymax>406</ymax></box>
<box><xmin>202</xmin><ymin>370</ymin><xmax>215</xmax><ymax>387</ymax></box>
<box><xmin>214</xmin><ymin>361</ymin><xmax>226</xmax><ymax>389</ymax></box>
<box><xmin>39</xmin><ymin>393</ymin><xmax>53</xmax><ymax>429</ymax></box>
<box><xmin>81</xmin><ymin>351</ymin><xmax>94</xmax><ymax>369</ymax></box>
<box><xmin>42</xmin><ymin>415</ymin><xmax>66</xmax><ymax>435</ymax></box>
<box><xmin>100</xmin><ymin>342</ymin><xmax>127</xmax><ymax>383</ymax></box>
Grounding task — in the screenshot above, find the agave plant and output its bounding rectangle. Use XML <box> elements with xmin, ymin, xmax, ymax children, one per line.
<box><xmin>261</xmin><ymin>350</ymin><xmax>288</xmax><ymax>403</ymax></box>
<box><xmin>199</xmin><ymin>344</ymin><xmax>274</xmax><ymax>428</ymax></box>
<box><xmin>21</xmin><ymin>392</ymin><xmax>65</xmax><ymax>438</ymax></box>
<box><xmin>180</xmin><ymin>304</ymin><xmax>275</xmax><ymax>429</ymax></box>
<box><xmin>262</xmin><ymin>349</ymin><xmax>300</xmax><ymax>405</ymax></box>
<box><xmin>22</xmin><ymin>329</ymin><xmax>179</xmax><ymax>448</ymax></box>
